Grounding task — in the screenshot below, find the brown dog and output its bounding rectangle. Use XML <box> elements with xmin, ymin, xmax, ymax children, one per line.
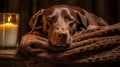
<box><xmin>29</xmin><ymin>5</ymin><xmax>108</xmax><ymax>50</ymax></box>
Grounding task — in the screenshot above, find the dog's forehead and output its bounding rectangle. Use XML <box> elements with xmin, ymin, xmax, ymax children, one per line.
<box><xmin>44</xmin><ymin>6</ymin><xmax>75</xmax><ymax>17</ymax></box>
<box><xmin>52</xmin><ymin>7</ymin><xmax>71</xmax><ymax>16</ymax></box>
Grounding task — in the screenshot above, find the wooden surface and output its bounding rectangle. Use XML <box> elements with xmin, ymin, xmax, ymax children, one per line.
<box><xmin>0</xmin><ymin>49</ymin><xmax>17</xmax><ymax>55</ymax></box>
<box><xmin>0</xmin><ymin>57</ymin><xmax>26</xmax><ymax>67</ymax></box>
<box><xmin>0</xmin><ymin>49</ymin><xmax>26</xmax><ymax>67</ymax></box>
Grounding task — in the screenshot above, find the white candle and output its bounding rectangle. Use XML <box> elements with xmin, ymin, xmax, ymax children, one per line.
<box><xmin>0</xmin><ymin>23</ymin><xmax>18</xmax><ymax>47</ymax></box>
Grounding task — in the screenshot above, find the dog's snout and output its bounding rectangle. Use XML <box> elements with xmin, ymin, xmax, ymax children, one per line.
<box><xmin>58</xmin><ymin>33</ymin><xmax>67</xmax><ymax>39</ymax></box>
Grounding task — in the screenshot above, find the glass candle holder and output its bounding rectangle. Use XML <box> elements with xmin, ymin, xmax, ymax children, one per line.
<box><xmin>0</xmin><ymin>13</ymin><xmax>19</xmax><ymax>49</ymax></box>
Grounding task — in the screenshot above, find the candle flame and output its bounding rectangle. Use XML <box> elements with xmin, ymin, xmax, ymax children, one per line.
<box><xmin>8</xmin><ymin>16</ymin><xmax>12</xmax><ymax>22</ymax></box>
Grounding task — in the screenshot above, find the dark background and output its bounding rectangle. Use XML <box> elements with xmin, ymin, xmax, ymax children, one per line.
<box><xmin>0</xmin><ymin>0</ymin><xmax>120</xmax><ymax>40</ymax></box>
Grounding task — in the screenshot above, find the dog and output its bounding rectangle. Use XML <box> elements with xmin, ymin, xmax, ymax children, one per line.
<box><xmin>29</xmin><ymin>5</ymin><xmax>108</xmax><ymax>51</ymax></box>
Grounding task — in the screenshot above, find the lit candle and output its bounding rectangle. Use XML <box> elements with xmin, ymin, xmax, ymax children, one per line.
<box><xmin>0</xmin><ymin>16</ymin><xmax>18</xmax><ymax>47</ymax></box>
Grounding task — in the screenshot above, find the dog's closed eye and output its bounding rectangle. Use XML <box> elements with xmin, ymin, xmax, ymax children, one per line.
<box><xmin>47</xmin><ymin>16</ymin><xmax>57</xmax><ymax>21</ymax></box>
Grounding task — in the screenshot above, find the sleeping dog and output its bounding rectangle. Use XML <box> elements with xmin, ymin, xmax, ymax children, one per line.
<box><xmin>29</xmin><ymin>5</ymin><xmax>108</xmax><ymax>51</ymax></box>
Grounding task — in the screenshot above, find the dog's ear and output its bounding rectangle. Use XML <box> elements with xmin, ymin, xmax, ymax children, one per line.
<box><xmin>72</xmin><ymin>7</ymin><xmax>108</xmax><ymax>30</ymax></box>
<box><xmin>29</xmin><ymin>9</ymin><xmax>46</xmax><ymax>32</ymax></box>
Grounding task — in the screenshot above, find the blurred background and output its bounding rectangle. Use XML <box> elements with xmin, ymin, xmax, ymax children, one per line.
<box><xmin>0</xmin><ymin>0</ymin><xmax>120</xmax><ymax>40</ymax></box>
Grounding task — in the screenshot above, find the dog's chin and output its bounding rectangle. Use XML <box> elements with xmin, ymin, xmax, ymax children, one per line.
<box><xmin>49</xmin><ymin>41</ymin><xmax>70</xmax><ymax>52</ymax></box>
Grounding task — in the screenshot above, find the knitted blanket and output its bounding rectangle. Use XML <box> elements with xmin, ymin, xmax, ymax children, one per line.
<box><xmin>17</xmin><ymin>23</ymin><xmax>120</xmax><ymax>65</ymax></box>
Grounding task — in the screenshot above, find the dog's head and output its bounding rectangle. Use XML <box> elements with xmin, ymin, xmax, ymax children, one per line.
<box><xmin>29</xmin><ymin>5</ymin><xmax>107</xmax><ymax>51</ymax></box>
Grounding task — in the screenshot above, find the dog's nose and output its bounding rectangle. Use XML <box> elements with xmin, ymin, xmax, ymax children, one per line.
<box><xmin>58</xmin><ymin>33</ymin><xmax>67</xmax><ymax>39</ymax></box>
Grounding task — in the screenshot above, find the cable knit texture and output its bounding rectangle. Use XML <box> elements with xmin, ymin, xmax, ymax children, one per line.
<box><xmin>17</xmin><ymin>23</ymin><xmax>120</xmax><ymax>65</ymax></box>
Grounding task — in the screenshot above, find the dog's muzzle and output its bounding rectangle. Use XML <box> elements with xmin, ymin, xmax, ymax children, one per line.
<box><xmin>48</xmin><ymin>23</ymin><xmax>72</xmax><ymax>51</ymax></box>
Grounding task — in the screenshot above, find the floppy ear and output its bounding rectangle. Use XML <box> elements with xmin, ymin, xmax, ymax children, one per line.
<box><xmin>72</xmin><ymin>7</ymin><xmax>108</xmax><ymax>30</ymax></box>
<box><xmin>29</xmin><ymin>9</ymin><xmax>46</xmax><ymax>32</ymax></box>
